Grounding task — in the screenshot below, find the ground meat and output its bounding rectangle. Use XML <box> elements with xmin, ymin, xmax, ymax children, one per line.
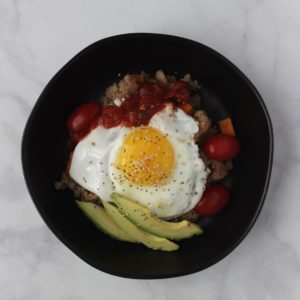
<box><xmin>155</xmin><ymin>70</ymin><xmax>168</xmax><ymax>84</ymax></box>
<box><xmin>118</xmin><ymin>74</ymin><xmax>140</xmax><ymax>97</ymax></box>
<box><xmin>199</xmin><ymin>151</ymin><xmax>211</xmax><ymax>166</ymax></box>
<box><xmin>193</xmin><ymin>110</ymin><xmax>212</xmax><ymax>141</ymax></box>
<box><xmin>55</xmin><ymin>172</ymin><xmax>99</xmax><ymax>203</ymax></box>
<box><xmin>200</xmin><ymin>151</ymin><xmax>233</xmax><ymax>182</ymax></box>
<box><xmin>182</xmin><ymin>73</ymin><xmax>200</xmax><ymax>89</ymax></box>
<box><xmin>209</xmin><ymin>161</ymin><xmax>232</xmax><ymax>181</ymax></box>
<box><xmin>104</xmin><ymin>83</ymin><xmax>120</xmax><ymax>103</ymax></box>
<box><xmin>104</xmin><ymin>74</ymin><xmax>140</xmax><ymax>102</ymax></box>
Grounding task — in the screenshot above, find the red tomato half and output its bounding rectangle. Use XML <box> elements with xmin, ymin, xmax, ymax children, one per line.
<box><xmin>194</xmin><ymin>184</ymin><xmax>229</xmax><ymax>216</ymax></box>
<box><xmin>67</xmin><ymin>102</ymin><xmax>102</xmax><ymax>133</ymax></box>
<box><xmin>204</xmin><ymin>134</ymin><xmax>240</xmax><ymax>161</ymax></box>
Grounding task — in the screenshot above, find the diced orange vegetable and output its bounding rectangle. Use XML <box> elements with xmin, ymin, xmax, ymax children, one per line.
<box><xmin>181</xmin><ymin>103</ymin><xmax>193</xmax><ymax>115</ymax></box>
<box><xmin>218</xmin><ymin>117</ymin><xmax>236</xmax><ymax>136</ymax></box>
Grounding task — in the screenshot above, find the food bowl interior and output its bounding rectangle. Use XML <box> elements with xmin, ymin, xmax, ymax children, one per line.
<box><xmin>22</xmin><ymin>34</ymin><xmax>273</xmax><ymax>279</ymax></box>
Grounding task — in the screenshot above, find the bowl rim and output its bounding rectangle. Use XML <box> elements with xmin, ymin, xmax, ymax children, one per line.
<box><xmin>21</xmin><ymin>32</ymin><xmax>274</xmax><ymax>279</ymax></box>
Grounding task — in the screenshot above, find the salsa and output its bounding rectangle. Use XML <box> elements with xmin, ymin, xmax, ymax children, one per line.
<box><xmin>68</xmin><ymin>80</ymin><xmax>192</xmax><ymax>144</ymax></box>
<box><xmin>101</xmin><ymin>80</ymin><xmax>192</xmax><ymax>128</ymax></box>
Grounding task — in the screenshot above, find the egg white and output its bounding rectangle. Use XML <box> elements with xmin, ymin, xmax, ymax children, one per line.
<box><xmin>109</xmin><ymin>105</ymin><xmax>208</xmax><ymax>218</ymax></box>
<box><xmin>69</xmin><ymin>126</ymin><xmax>130</xmax><ymax>202</ymax></box>
<box><xmin>69</xmin><ymin>105</ymin><xmax>209</xmax><ymax>219</ymax></box>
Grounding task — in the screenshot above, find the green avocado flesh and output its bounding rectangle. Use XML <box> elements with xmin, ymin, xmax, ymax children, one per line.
<box><xmin>102</xmin><ymin>201</ymin><xmax>179</xmax><ymax>251</ymax></box>
<box><xmin>110</xmin><ymin>193</ymin><xmax>203</xmax><ymax>240</ymax></box>
<box><xmin>76</xmin><ymin>201</ymin><xmax>135</xmax><ymax>242</ymax></box>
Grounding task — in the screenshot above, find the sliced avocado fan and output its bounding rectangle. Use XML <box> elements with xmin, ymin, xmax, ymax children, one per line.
<box><xmin>102</xmin><ymin>201</ymin><xmax>179</xmax><ymax>251</ymax></box>
<box><xmin>110</xmin><ymin>193</ymin><xmax>203</xmax><ymax>240</ymax></box>
<box><xmin>76</xmin><ymin>201</ymin><xmax>135</xmax><ymax>242</ymax></box>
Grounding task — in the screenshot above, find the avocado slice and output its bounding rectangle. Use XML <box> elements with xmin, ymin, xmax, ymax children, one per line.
<box><xmin>102</xmin><ymin>201</ymin><xmax>179</xmax><ymax>251</ymax></box>
<box><xmin>111</xmin><ymin>193</ymin><xmax>203</xmax><ymax>240</ymax></box>
<box><xmin>76</xmin><ymin>201</ymin><xmax>135</xmax><ymax>243</ymax></box>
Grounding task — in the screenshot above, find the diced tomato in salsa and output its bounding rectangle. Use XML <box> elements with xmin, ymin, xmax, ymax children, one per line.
<box><xmin>67</xmin><ymin>80</ymin><xmax>192</xmax><ymax>143</ymax></box>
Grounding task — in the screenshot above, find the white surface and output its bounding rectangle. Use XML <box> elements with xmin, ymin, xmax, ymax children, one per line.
<box><xmin>1</xmin><ymin>0</ymin><xmax>300</xmax><ymax>299</ymax></box>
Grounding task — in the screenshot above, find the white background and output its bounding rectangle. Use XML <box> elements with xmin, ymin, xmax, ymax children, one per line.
<box><xmin>1</xmin><ymin>0</ymin><xmax>300</xmax><ymax>299</ymax></box>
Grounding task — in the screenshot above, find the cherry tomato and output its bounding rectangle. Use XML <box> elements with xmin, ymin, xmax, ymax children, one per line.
<box><xmin>167</xmin><ymin>80</ymin><xmax>191</xmax><ymax>102</ymax></box>
<box><xmin>67</xmin><ymin>102</ymin><xmax>102</xmax><ymax>133</ymax></box>
<box><xmin>101</xmin><ymin>105</ymin><xmax>123</xmax><ymax>128</ymax></box>
<box><xmin>194</xmin><ymin>184</ymin><xmax>229</xmax><ymax>216</ymax></box>
<box><xmin>204</xmin><ymin>134</ymin><xmax>240</xmax><ymax>161</ymax></box>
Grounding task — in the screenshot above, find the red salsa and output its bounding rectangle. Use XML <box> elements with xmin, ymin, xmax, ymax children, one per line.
<box><xmin>102</xmin><ymin>80</ymin><xmax>191</xmax><ymax>128</ymax></box>
<box><xmin>67</xmin><ymin>79</ymin><xmax>192</xmax><ymax>143</ymax></box>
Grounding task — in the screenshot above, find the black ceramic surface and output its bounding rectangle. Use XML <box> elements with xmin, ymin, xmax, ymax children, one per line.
<box><xmin>22</xmin><ymin>33</ymin><xmax>273</xmax><ymax>279</ymax></box>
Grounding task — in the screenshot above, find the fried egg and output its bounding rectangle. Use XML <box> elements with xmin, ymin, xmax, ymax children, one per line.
<box><xmin>69</xmin><ymin>105</ymin><xmax>208</xmax><ymax>219</ymax></box>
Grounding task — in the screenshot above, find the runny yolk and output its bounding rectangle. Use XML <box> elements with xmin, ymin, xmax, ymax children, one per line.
<box><xmin>116</xmin><ymin>127</ymin><xmax>175</xmax><ymax>186</ymax></box>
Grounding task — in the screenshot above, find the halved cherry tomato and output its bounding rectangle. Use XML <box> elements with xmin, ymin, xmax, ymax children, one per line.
<box><xmin>204</xmin><ymin>134</ymin><xmax>240</xmax><ymax>161</ymax></box>
<box><xmin>67</xmin><ymin>102</ymin><xmax>102</xmax><ymax>133</ymax></box>
<box><xmin>167</xmin><ymin>80</ymin><xmax>191</xmax><ymax>102</ymax></box>
<box><xmin>194</xmin><ymin>184</ymin><xmax>229</xmax><ymax>216</ymax></box>
<box><xmin>101</xmin><ymin>105</ymin><xmax>123</xmax><ymax>128</ymax></box>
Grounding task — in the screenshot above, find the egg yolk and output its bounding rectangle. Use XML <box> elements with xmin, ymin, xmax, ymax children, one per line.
<box><xmin>116</xmin><ymin>127</ymin><xmax>175</xmax><ymax>186</ymax></box>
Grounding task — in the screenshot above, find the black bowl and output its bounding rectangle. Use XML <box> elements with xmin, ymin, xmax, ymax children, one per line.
<box><xmin>22</xmin><ymin>33</ymin><xmax>273</xmax><ymax>279</ymax></box>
